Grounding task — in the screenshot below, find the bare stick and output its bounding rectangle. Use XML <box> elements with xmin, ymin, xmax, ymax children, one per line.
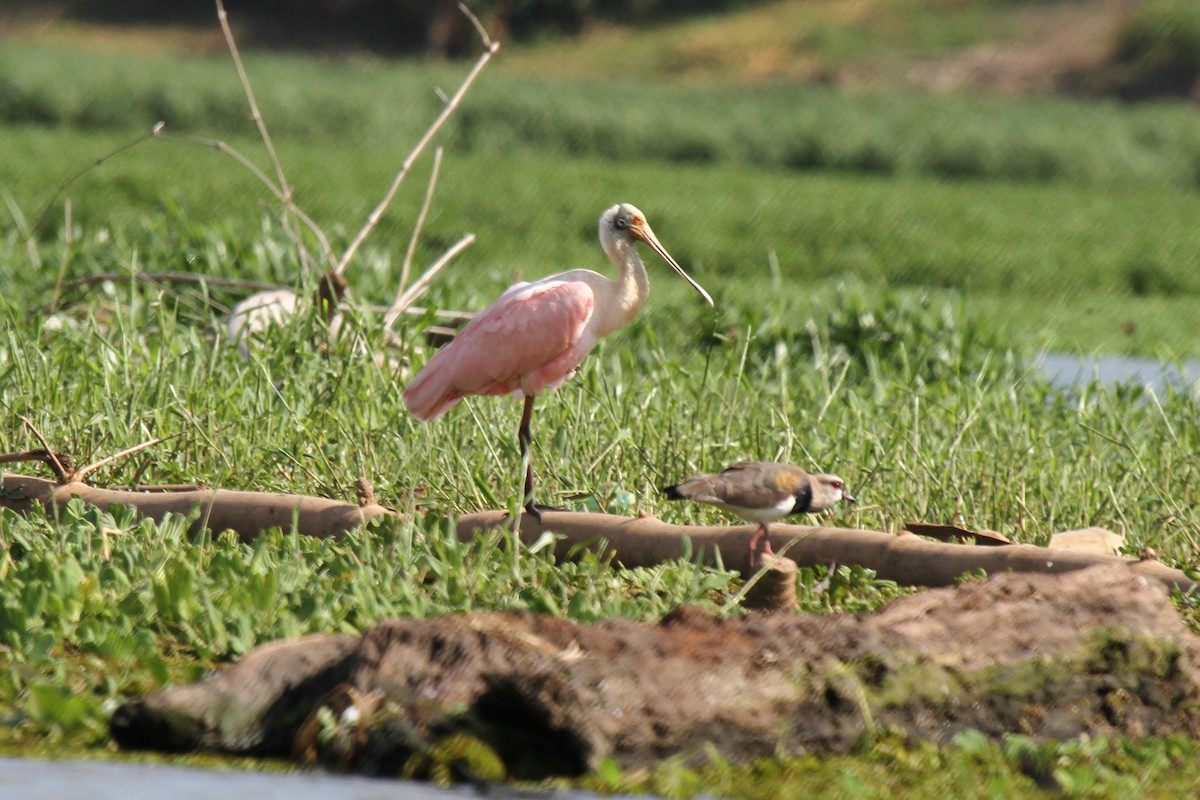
<box><xmin>31</xmin><ymin>122</ymin><xmax>165</xmax><ymax>235</ymax></box>
<box><xmin>156</xmin><ymin>130</ymin><xmax>278</xmax><ymax>196</ymax></box>
<box><xmin>383</xmin><ymin>233</ymin><xmax>475</xmax><ymax>330</ymax></box>
<box><xmin>398</xmin><ymin>305</ymin><xmax>474</xmax><ymax>324</ymax></box>
<box><xmin>110</xmin><ymin>258</ymin><xmax>227</xmax><ymax>319</ymax></box>
<box><xmin>57</xmin><ymin>271</ymin><xmax>280</xmax><ymax>295</ymax></box>
<box><xmin>74</xmin><ymin>438</ymin><xmax>164</xmax><ymax>484</ymax></box>
<box><xmin>457</xmin><ymin>0</ymin><xmax>491</xmax><ymax>44</ymax></box>
<box><xmin>457</xmin><ymin>510</ymin><xmax>1200</xmax><ymax>595</ymax></box>
<box><xmin>49</xmin><ymin>200</ymin><xmax>73</xmax><ymax>313</ymax></box>
<box><xmin>335</xmin><ymin>7</ymin><xmax>499</xmax><ymax>276</ymax></box>
<box><xmin>50</xmin><ymin>270</ymin><xmax>473</xmax><ymax>325</ymax></box>
<box><xmin>213</xmin><ymin>0</ymin><xmax>311</xmax><ymax>275</ymax></box>
<box><xmin>400</xmin><ymin>147</ymin><xmax>444</xmax><ymax>292</ymax></box>
<box><xmin>0</xmin><ymin>449</ymin><xmax>76</xmax><ymax>478</ymax></box>
<box><xmin>2</xmin><ymin>474</ymin><xmax>397</xmax><ymax>541</ymax></box>
<box><xmin>17</xmin><ymin>416</ymin><xmax>70</xmax><ymax>483</ymax></box>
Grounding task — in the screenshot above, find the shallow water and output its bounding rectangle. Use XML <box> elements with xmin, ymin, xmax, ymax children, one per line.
<box><xmin>1033</xmin><ymin>352</ymin><xmax>1200</xmax><ymax>397</ymax></box>
<box><xmin>0</xmin><ymin>757</ymin><xmax>639</xmax><ymax>800</ymax></box>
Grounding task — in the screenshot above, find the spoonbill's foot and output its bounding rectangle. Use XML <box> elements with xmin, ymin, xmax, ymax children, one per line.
<box><xmin>522</xmin><ymin>500</ymin><xmax>569</xmax><ymax>523</ymax></box>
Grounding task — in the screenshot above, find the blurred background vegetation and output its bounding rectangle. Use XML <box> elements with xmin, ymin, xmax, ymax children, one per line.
<box><xmin>4</xmin><ymin>0</ymin><xmax>1199</xmax><ymax>91</ymax></box>
<box><xmin>3</xmin><ymin>0</ymin><xmax>1199</xmax><ymax>356</ymax></box>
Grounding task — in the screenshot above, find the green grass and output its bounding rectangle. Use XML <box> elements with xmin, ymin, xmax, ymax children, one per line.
<box><xmin>5</xmin><ymin>129</ymin><xmax>1200</xmax><ymax>357</ymax></box>
<box><xmin>0</xmin><ymin>502</ymin><xmax>740</xmax><ymax>744</ymax></box>
<box><xmin>2</xmin><ymin>24</ymin><xmax>1200</xmax><ymax>796</ymax></box>
<box><xmin>7</xmin><ymin>39</ymin><xmax>1200</xmax><ymax>188</ymax></box>
<box><xmin>585</xmin><ymin>732</ymin><xmax>1200</xmax><ymax>798</ymax></box>
<box><xmin>3</xmin><ymin>257</ymin><xmax>1200</xmax><ymax>793</ymax></box>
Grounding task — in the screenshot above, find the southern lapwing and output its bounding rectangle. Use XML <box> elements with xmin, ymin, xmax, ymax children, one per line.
<box><xmin>662</xmin><ymin>461</ymin><xmax>855</xmax><ymax>556</ymax></box>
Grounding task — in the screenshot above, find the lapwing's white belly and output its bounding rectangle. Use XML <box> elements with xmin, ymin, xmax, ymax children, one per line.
<box><xmin>713</xmin><ymin>495</ymin><xmax>795</xmax><ymax>525</ymax></box>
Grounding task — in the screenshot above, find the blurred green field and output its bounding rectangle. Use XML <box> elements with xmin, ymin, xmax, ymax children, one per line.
<box><xmin>3</xmin><ymin>39</ymin><xmax>1200</xmax><ymax>356</ymax></box>
<box><xmin>2</xmin><ymin>34</ymin><xmax>1200</xmax><ymax>357</ymax></box>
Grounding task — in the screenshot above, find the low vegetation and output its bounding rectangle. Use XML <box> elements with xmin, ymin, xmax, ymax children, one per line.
<box><xmin>2</xmin><ymin>2</ymin><xmax>1200</xmax><ymax>795</ymax></box>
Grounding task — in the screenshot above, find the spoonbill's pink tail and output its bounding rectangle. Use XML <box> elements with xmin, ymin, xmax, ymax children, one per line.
<box><xmin>402</xmin><ymin>360</ymin><xmax>461</xmax><ymax>422</ymax></box>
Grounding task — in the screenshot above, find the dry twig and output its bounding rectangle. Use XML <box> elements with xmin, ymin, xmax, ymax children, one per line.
<box><xmin>400</xmin><ymin>147</ymin><xmax>444</xmax><ymax>292</ymax></box>
<box><xmin>56</xmin><ymin>271</ymin><xmax>279</xmax><ymax>296</ymax></box>
<box><xmin>334</xmin><ymin>6</ymin><xmax>499</xmax><ymax>276</ymax></box>
<box><xmin>73</xmin><ymin>438</ymin><xmax>164</xmax><ymax>484</ymax></box>
<box><xmin>383</xmin><ymin>233</ymin><xmax>476</xmax><ymax>331</ymax></box>
<box><xmin>0</xmin><ymin>449</ymin><xmax>76</xmax><ymax>478</ymax></box>
<box><xmin>17</xmin><ymin>417</ymin><xmax>71</xmax><ymax>483</ymax></box>
<box><xmin>156</xmin><ymin>128</ymin><xmax>336</xmax><ymax>266</ymax></box>
<box><xmin>214</xmin><ymin>0</ymin><xmax>311</xmax><ymax>275</ymax></box>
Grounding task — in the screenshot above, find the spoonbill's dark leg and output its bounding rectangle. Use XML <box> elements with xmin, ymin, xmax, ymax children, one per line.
<box><xmin>517</xmin><ymin>394</ymin><xmax>566</xmax><ymax>522</ymax></box>
<box><xmin>518</xmin><ymin>394</ymin><xmax>540</xmax><ymax>520</ymax></box>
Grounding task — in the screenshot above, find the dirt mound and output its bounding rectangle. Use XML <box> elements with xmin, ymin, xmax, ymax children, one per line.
<box><xmin>111</xmin><ymin>565</ymin><xmax>1200</xmax><ymax>779</ymax></box>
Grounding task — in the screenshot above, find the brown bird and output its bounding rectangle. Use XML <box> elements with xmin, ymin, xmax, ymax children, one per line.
<box><xmin>661</xmin><ymin>461</ymin><xmax>856</xmax><ymax>557</ymax></box>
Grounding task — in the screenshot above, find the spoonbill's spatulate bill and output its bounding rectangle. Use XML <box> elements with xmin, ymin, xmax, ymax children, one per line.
<box><xmin>662</xmin><ymin>461</ymin><xmax>855</xmax><ymax>556</ymax></box>
<box><xmin>404</xmin><ymin>203</ymin><xmax>713</xmax><ymax>517</ymax></box>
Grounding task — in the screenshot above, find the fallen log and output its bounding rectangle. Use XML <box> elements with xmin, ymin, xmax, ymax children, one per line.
<box><xmin>5</xmin><ymin>468</ymin><xmax>1193</xmax><ymax>597</ymax></box>
<box><xmin>0</xmin><ymin>473</ymin><xmax>397</xmax><ymax>541</ymax></box>
<box><xmin>110</xmin><ymin>565</ymin><xmax>1200</xmax><ymax>780</ymax></box>
<box><xmin>456</xmin><ymin>510</ymin><xmax>1199</xmax><ymax>594</ymax></box>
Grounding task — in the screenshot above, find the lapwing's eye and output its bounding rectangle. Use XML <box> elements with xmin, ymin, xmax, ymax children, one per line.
<box><xmin>832</xmin><ymin>481</ymin><xmax>842</xmax><ymax>489</ymax></box>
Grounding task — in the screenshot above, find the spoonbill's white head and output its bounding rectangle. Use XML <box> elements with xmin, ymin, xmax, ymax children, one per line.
<box><xmin>599</xmin><ymin>203</ymin><xmax>713</xmax><ymax>306</ymax></box>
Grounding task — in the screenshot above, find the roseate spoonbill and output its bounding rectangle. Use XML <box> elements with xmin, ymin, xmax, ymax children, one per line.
<box><xmin>662</xmin><ymin>461</ymin><xmax>855</xmax><ymax>556</ymax></box>
<box><xmin>404</xmin><ymin>203</ymin><xmax>713</xmax><ymax>516</ymax></box>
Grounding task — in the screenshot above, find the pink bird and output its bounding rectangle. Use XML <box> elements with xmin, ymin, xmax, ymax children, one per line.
<box><xmin>403</xmin><ymin>203</ymin><xmax>714</xmax><ymax>517</ymax></box>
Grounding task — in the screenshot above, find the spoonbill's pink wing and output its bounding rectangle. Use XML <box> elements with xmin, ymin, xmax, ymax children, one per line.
<box><xmin>403</xmin><ymin>279</ymin><xmax>596</xmax><ymax>421</ymax></box>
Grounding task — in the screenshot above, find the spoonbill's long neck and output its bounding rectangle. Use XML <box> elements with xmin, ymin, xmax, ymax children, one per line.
<box><xmin>605</xmin><ymin>235</ymin><xmax>650</xmax><ymax>332</ymax></box>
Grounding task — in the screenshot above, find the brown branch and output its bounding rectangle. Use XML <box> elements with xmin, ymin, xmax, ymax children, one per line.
<box><xmin>17</xmin><ymin>417</ymin><xmax>71</xmax><ymax>482</ymax></box>
<box><xmin>455</xmin><ymin>510</ymin><xmax>1199</xmax><ymax>595</ymax></box>
<box><xmin>0</xmin><ymin>449</ymin><xmax>76</xmax><ymax>479</ymax></box>
<box><xmin>1</xmin><ymin>474</ymin><xmax>396</xmax><ymax>541</ymax></box>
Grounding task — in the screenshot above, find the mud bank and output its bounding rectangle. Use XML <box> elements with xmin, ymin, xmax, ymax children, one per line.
<box><xmin>111</xmin><ymin>565</ymin><xmax>1200</xmax><ymax>780</ymax></box>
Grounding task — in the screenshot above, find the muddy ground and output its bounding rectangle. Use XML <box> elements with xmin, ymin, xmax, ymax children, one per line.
<box><xmin>111</xmin><ymin>565</ymin><xmax>1200</xmax><ymax>780</ymax></box>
